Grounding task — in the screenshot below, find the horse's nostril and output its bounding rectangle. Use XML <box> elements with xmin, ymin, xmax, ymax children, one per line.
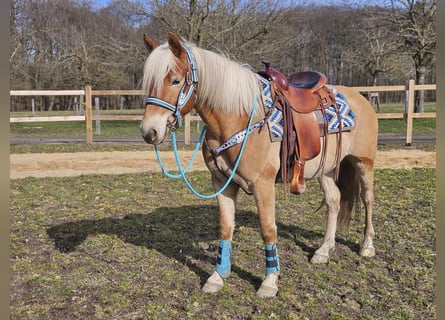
<box><xmin>150</xmin><ymin>129</ymin><xmax>157</xmax><ymax>139</ymax></box>
<box><xmin>142</xmin><ymin>128</ymin><xmax>158</xmax><ymax>144</ymax></box>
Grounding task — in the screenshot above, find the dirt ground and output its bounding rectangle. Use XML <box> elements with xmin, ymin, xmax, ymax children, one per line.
<box><xmin>10</xmin><ymin>148</ymin><xmax>435</xmax><ymax>179</ymax></box>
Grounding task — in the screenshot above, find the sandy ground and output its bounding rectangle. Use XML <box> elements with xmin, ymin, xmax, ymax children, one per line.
<box><xmin>10</xmin><ymin>149</ymin><xmax>435</xmax><ymax>180</ymax></box>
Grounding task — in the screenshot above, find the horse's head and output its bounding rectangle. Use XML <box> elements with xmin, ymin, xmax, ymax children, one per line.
<box><xmin>140</xmin><ymin>32</ymin><xmax>198</xmax><ymax>144</ymax></box>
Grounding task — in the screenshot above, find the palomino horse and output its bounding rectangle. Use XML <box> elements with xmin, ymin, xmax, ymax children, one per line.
<box><xmin>140</xmin><ymin>32</ymin><xmax>378</xmax><ymax>298</ymax></box>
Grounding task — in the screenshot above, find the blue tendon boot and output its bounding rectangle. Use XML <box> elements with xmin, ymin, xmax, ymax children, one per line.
<box><xmin>216</xmin><ymin>239</ymin><xmax>232</xmax><ymax>278</ymax></box>
<box><xmin>257</xmin><ymin>243</ymin><xmax>280</xmax><ymax>298</ymax></box>
<box><xmin>202</xmin><ymin>239</ymin><xmax>231</xmax><ymax>293</ymax></box>
<box><xmin>265</xmin><ymin>243</ymin><xmax>280</xmax><ymax>274</ymax></box>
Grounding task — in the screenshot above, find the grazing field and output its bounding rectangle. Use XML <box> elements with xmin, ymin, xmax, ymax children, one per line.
<box><xmin>9</xmin><ymin>102</ymin><xmax>436</xmax><ymax>144</ymax></box>
<box><xmin>10</xmin><ymin>168</ymin><xmax>435</xmax><ymax>319</ymax></box>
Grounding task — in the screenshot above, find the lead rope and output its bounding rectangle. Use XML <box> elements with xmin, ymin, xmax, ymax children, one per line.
<box><xmin>154</xmin><ymin>99</ymin><xmax>258</xmax><ymax>199</ymax></box>
<box><xmin>154</xmin><ymin>125</ymin><xmax>206</xmax><ymax>179</ymax></box>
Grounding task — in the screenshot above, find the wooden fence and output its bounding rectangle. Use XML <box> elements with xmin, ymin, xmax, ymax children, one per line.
<box><xmin>10</xmin><ymin>80</ymin><xmax>436</xmax><ymax>145</ymax></box>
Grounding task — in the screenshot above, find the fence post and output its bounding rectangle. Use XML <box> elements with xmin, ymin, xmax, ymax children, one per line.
<box><xmin>85</xmin><ymin>85</ymin><xmax>93</xmax><ymax>145</ymax></box>
<box><xmin>95</xmin><ymin>97</ymin><xmax>101</xmax><ymax>135</ymax></box>
<box><xmin>79</xmin><ymin>95</ymin><xmax>84</xmax><ymax>114</ymax></box>
<box><xmin>405</xmin><ymin>79</ymin><xmax>415</xmax><ymax>145</ymax></box>
<box><xmin>184</xmin><ymin>113</ymin><xmax>191</xmax><ymax>145</ymax></box>
<box><xmin>74</xmin><ymin>97</ymin><xmax>78</xmax><ymax>114</ymax></box>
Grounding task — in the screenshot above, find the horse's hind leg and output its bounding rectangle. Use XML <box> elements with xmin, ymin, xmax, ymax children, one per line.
<box><xmin>202</xmin><ymin>183</ymin><xmax>239</xmax><ymax>294</ymax></box>
<box><xmin>357</xmin><ymin>158</ymin><xmax>376</xmax><ymax>257</ymax></box>
<box><xmin>311</xmin><ymin>174</ymin><xmax>340</xmax><ymax>264</ymax></box>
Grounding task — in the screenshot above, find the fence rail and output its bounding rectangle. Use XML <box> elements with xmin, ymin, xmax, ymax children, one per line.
<box><xmin>10</xmin><ymin>80</ymin><xmax>436</xmax><ymax>145</ymax></box>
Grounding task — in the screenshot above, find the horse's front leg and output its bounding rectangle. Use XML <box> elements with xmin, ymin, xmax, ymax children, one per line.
<box><xmin>311</xmin><ymin>174</ymin><xmax>340</xmax><ymax>264</ymax></box>
<box><xmin>253</xmin><ymin>175</ymin><xmax>280</xmax><ymax>298</ymax></box>
<box><xmin>202</xmin><ymin>182</ymin><xmax>239</xmax><ymax>293</ymax></box>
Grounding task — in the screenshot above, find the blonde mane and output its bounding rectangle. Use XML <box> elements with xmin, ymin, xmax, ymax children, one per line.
<box><xmin>142</xmin><ymin>41</ymin><xmax>263</xmax><ymax>117</ymax></box>
<box><xmin>142</xmin><ymin>43</ymin><xmax>180</xmax><ymax>96</ymax></box>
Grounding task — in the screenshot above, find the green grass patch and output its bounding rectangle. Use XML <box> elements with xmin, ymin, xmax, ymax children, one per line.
<box><xmin>375</xmin><ymin>102</ymin><xmax>436</xmax><ymax>134</ymax></box>
<box><xmin>9</xmin><ymin>143</ymin><xmax>151</xmax><ymax>154</ymax></box>
<box><xmin>11</xmin><ymin>121</ymin><xmax>87</xmax><ymax>137</ymax></box>
<box><xmin>378</xmin><ymin>118</ymin><xmax>436</xmax><ymax>134</ymax></box>
<box><xmin>10</xmin><ymin>120</ymin><xmax>143</xmax><ymax>137</ymax></box>
<box><xmin>376</xmin><ymin>102</ymin><xmax>436</xmax><ymax>113</ymax></box>
<box><xmin>10</xmin><ymin>102</ymin><xmax>436</xmax><ymax>154</ymax></box>
<box><xmin>11</xmin><ymin>105</ymin><xmax>436</xmax><ymax>137</ymax></box>
<box><xmin>10</xmin><ymin>168</ymin><xmax>435</xmax><ymax>319</ymax></box>
<box><xmin>9</xmin><ymin>140</ymin><xmax>436</xmax><ymax>154</ymax></box>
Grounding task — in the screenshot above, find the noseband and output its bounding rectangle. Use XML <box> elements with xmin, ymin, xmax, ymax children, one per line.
<box><xmin>145</xmin><ymin>44</ymin><xmax>198</xmax><ymax>129</ymax></box>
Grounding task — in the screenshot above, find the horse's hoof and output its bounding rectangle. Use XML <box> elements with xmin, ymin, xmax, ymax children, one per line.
<box><xmin>202</xmin><ymin>271</ymin><xmax>224</xmax><ymax>293</ymax></box>
<box><xmin>311</xmin><ymin>253</ymin><xmax>329</xmax><ymax>264</ymax></box>
<box><xmin>360</xmin><ymin>246</ymin><xmax>375</xmax><ymax>258</ymax></box>
<box><xmin>256</xmin><ymin>272</ymin><xmax>279</xmax><ymax>298</ymax></box>
<box><xmin>290</xmin><ymin>183</ymin><xmax>306</xmax><ymax>195</ymax></box>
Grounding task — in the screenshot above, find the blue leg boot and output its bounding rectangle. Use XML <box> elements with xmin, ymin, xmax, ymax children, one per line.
<box><xmin>257</xmin><ymin>243</ymin><xmax>280</xmax><ymax>298</ymax></box>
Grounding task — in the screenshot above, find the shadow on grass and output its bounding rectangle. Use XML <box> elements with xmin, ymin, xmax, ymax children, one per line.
<box><xmin>46</xmin><ymin>204</ymin><xmax>359</xmax><ymax>289</ymax></box>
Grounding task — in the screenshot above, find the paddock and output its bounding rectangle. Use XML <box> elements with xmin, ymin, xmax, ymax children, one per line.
<box><xmin>10</xmin><ymin>161</ymin><xmax>435</xmax><ymax>319</ymax></box>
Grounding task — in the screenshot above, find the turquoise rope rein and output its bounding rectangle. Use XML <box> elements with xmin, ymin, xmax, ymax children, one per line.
<box><xmin>154</xmin><ymin>125</ymin><xmax>206</xmax><ymax>179</ymax></box>
<box><xmin>154</xmin><ymin>99</ymin><xmax>258</xmax><ymax>199</ymax></box>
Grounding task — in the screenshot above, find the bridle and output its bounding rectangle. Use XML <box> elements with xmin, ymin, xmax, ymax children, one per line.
<box><xmin>145</xmin><ymin>44</ymin><xmax>198</xmax><ymax>129</ymax></box>
<box><xmin>146</xmin><ymin>42</ymin><xmax>260</xmax><ymax>199</ymax></box>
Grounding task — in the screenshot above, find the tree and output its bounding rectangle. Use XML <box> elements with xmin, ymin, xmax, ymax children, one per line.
<box><xmin>9</xmin><ymin>0</ymin><xmax>436</xmax><ymax>110</ymax></box>
<box><xmin>130</xmin><ymin>0</ymin><xmax>303</xmax><ymax>65</ymax></box>
<box><xmin>357</xmin><ymin>5</ymin><xmax>412</xmax><ymax>86</ymax></box>
<box><xmin>387</xmin><ymin>0</ymin><xmax>436</xmax><ymax>112</ymax></box>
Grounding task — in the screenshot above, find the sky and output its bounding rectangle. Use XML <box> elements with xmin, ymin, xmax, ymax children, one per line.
<box><xmin>91</xmin><ymin>0</ymin><xmax>112</xmax><ymax>9</ymax></box>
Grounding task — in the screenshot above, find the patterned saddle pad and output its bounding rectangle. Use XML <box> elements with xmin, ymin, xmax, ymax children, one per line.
<box><xmin>258</xmin><ymin>75</ymin><xmax>355</xmax><ymax>141</ymax></box>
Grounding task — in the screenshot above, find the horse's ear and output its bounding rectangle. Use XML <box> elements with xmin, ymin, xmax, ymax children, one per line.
<box><xmin>143</xmin><ymin>34</ymin><xmax>158</xmax><ymax>53</ymax></box>
<box><xmin>167</xmin><ymin>32</ymin><xmax>184</xmax><ymax>59</ymax></box>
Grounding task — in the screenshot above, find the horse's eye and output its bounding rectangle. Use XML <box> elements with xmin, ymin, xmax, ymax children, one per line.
<box><xmin>172</xmin><ymin>78</ymin><xmax>181</xmax><ymax>86</ymax></box>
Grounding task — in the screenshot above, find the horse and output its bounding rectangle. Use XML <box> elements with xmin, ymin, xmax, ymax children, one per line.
<box><xmin>139</xmin><ymin>32</ymin><xmax>378</xmax><ymax>298</ymax></box>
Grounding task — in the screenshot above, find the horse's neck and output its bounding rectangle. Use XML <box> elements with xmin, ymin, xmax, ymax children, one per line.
<box><xmin>194</xmin><ymin>49</ymin><xmax>263</xmax><ymax>141</ymax></box>
<box><xmin>195</xmin><ymin>104</ymin><xmax>247</xmax><ymax>143</ymax></box>
<box><xmin>196</xmin><ymin>48</ymin><xmax>260</xmax><ymax>118</ymax></box>
<box><xmin>195</xmin><ymin>105</ymin><xmax>223</xmax><ymax>140</ymax></box>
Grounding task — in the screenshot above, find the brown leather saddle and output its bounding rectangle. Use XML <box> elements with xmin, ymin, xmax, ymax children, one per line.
<box><xmin>258</xmin><ymin>61</ymin><xmax>341</xmax><ymax>195</ymax></box>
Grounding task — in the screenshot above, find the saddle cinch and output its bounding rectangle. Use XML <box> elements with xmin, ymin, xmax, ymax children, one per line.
<box><xmin>258</xmin><ymin>61</ymin><xmax>342</xmax><ymax>195</ymax></box>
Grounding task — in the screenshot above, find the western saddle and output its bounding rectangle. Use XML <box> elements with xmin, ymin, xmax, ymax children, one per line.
<box><xmin>258</xmin><ymin>61</ymin><xmax>341</xmax><ymax>195</ymax></box>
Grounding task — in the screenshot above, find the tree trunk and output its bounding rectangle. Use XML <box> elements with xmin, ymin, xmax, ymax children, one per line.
<box><xmin>415</xmin><ymin>65</ymin><xmax>426</xmax><ymax>113</ymax></box>
<box><xmin>48</xmin><ymin>96</ymin><xmax>55</xmax><ymax>111</ymax></box>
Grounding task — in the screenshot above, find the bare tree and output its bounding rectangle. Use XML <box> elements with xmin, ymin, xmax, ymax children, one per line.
<box><xmin>10</xmin><ymin>0</ymin><xmax>436</xmax><ymax>108</ymax></box>
<box><xmin>130</xmin><ymin>0</ymin><xmax>305</xmax><ymax>65</ymax></box>
<box><xmin>356</xmin><ymin>6</ymin><xmax>412</xmax><ymax>86</ymax></box>
<box><xmin>386</xmin><ymin>0</ymin><xmax>436</xmax><ymax>112</ymax></box>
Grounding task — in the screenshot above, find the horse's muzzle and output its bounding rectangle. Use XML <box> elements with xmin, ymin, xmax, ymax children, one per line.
<box><xmin>140</xmin><ymin>120</ymin><xmax>164</xmax><ymax>144</ymax></box>
<box><xmin>141</xmin><ymin>128</ymin><xmax>158</xmax><ymax>144</ymax></box>
<box><xmin>140</xmin><ymin>113</ymin><xmax>177</xmax><ymax>144</ymax></box>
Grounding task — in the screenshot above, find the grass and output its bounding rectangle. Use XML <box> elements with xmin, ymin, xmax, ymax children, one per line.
<box><xmin>378</xmin><ymin>118</ymin><xmax>435</xmax><ymax>134</ymax></box>
<box><xmin>10</xmin><ymin>120</ymin><xmax>142</xmax><ymax>137</ymax></box>
<box><xmin>375</xmin><ymin>102</ymin><xmax>436</xmax><ymax>114</ymax></box>
<box><xmin>10</xmin><ymin>102</ymin><xmax>436</xmax><ymax>137</ymax></box>
<box><xmin>374</xmin><ymin>102</ymin><xmax>436</xmax><ymax>134</ymax></box>
<box><xmin>10</xmin><ymin>168</ymin><xmax>436</xmax><ymax>319</ymax></box>
<box><xmin>9</xmin><ymin>143</ymin><xmax>152</xmax><ymax>154</ymax></box>
<box><xmin>9</xmin><ymin>101</ymin><xmax>436</xmax><ymax>154</ymax></box>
